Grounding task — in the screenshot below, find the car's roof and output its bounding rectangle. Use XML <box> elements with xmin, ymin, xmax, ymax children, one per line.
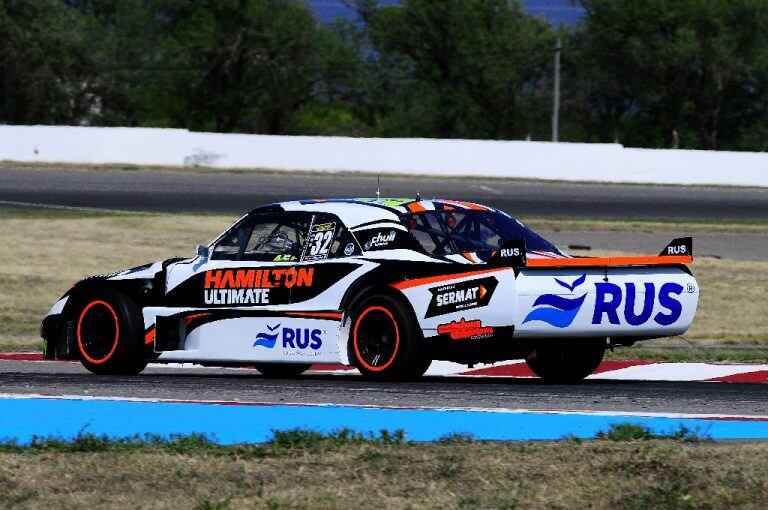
<box><xmin>257</xmin><ymin>198</ymin><xmax>500</xmax><ymax>229</ymax></box>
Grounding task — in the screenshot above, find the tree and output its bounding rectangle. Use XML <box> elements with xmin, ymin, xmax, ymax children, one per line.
<box><xmin>574</xmin><ymin>0</ymin><xmax>768</xmax><ymax>150</ymax></box>
<box><xmin>154</xmin><ymin>0</ymin><xmax>344</xmax><ymax>134</ymax></box>
<box><xmin>0</xmin><ymin>0</ymin><xmax>95</xmax><ymax>124</ymax></box>
<box><xmin>361</xmin><ymin>0</ymin><xmax>556</xmax><ymax>140</ymax></box>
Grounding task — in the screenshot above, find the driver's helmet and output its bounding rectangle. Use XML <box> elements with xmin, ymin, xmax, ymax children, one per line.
<box><xmin>264</xmin><ymin>231</ymin><xmax>293</xmax><ymax>252</ymax></box>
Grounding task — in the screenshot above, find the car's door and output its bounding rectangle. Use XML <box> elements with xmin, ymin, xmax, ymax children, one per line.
<box><xmin>156</xmin><ymin>210</ymin><xmax>317</xmax><ymax>361</ymax></box>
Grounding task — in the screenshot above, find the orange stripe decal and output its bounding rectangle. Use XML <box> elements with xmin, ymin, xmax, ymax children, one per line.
<box><xmin>185</xmin><ymin>312</ymin><xmax>212</xmax><ymax>324</ymax></box>
<box><xmin>144</xmin><ymin>328</ymin><xmax>155</xmax><ymax>345</ymax></box>
<box><xmin>391</xmin><ymin>267</ymin><xmax>510</xmax><ymax>290</ymax></box>
<box><xmin>406</xmin><ymin>202</ymin><xmax>427</xmax><ymax>213</ymax></box>
<box><xmin>526</xmin><ymin>255</ymin><xmax>693</xmax><ymax>267</ymax></box>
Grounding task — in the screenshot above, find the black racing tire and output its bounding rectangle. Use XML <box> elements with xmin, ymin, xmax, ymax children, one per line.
<box><xmin>254</xmin><ymin>363</ymin><xmax>311</xmax><ymax>378</ymax></box>
<box><xmin>72</xmin><ymin>289</ymin><xmax>148</xmax><ymax>375</ymax></box>
<box><xmin>525</xmin><ymin>339</ymin><xmax>606</xmax><ymax>383</ymax></box>
<box><xmin>349</xmin><ymin>295</ymin><xmax>431</xmax><ymax>381</ymax></box>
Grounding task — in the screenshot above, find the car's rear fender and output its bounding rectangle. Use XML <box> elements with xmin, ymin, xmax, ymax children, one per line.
<box><xmin>391</xmin><ymin>267</ymin><xmax>520</xmax><ymax>337</ymax></box>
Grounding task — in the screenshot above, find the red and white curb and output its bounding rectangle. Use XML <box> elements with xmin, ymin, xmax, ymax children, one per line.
<box><xmin>2</xmin><ymin>353</ymin><xmax>767</xmax><ymax>383</ymax></box>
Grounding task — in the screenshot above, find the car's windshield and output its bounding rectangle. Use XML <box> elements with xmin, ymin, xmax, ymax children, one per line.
<box><xmin>403</xmin><ymin>210</ymin><xmax>563</xmax><ymax>256</ymax></box>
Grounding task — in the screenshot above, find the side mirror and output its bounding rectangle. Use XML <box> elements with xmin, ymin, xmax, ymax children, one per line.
<box><xmin>197</xmin><ymin>244</ymin><xmax>212</xmax><ymax>259</ymax></box>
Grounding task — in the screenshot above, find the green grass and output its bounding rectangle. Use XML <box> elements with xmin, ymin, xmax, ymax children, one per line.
<box><xmin>0</xmin><ymin>429</ymin><xmax>408</xmax><ymax>455</ymax></box>
<box><xmin>595</xmin><ymin>423</ymin><xmax>710</xmax><ymax>442</ymax></box>
<box><xmin>0</xmin><ymin>425</ymin><xmax>709</xmax><ymax>453</ymax></box>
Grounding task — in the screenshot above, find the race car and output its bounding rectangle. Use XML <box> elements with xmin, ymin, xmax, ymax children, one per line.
<box><xmin>41</xmin><ymin>198</ymin><xmax>699</xmax><ymax>382</ymax></box>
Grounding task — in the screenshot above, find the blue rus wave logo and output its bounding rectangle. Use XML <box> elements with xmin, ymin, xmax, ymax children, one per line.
<box><xmin>522</xmin><ymin>274</ymin><xmax>587</xmax><ymax>328</ymax></box>
<box><xmin>253</xmin><ymin>323</ymin><xmax>280</xmax><ymax>348</ymax></box>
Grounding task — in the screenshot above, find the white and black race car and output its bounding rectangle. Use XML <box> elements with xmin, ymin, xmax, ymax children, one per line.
<box><xmin>41</xmin><ymin>198</ymin><xmax>699</xmax><ymax>382</ymax></box>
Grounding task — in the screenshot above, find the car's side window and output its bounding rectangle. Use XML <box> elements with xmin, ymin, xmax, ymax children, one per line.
<box><xmin>211</xmin><ymin>218</ymin><xmax>253</xmax><ymax>260</ymax></box>
<box><xmin>211</xmin><ymin>213</ymin><xmax>313</xmax><ymax>261</ymax></box>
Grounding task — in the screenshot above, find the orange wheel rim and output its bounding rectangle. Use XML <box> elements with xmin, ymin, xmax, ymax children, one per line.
<box><xmin>353</xmin><ymin>306</ymin><xmax>400</xmax><ymax>372</ymax></box>
<box><xmin>77</xmin><ymin>300</ymin><xmax>120</xmax><ymax>364</ymax></box>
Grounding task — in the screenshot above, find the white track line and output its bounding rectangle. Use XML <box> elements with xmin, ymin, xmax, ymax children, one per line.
<box><xmin>588</xmin><ymin>362</ymin><xmax>768</xmax><ymax>381</ymax></box>
<box><xmin>0</xmin><ymin>199</ymin><xmax>147</xmax><ymax>214</ymax></box>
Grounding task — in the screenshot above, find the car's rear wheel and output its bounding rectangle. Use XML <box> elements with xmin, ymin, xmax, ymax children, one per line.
<box><xmin>525</xmin><ymin>339</ymin><xmax>605</xmax><ymax>383</ymax></box>
<box><xmin>74</xmin><ymin>289</ymin><xmax>148</xmax><ymax>375</ymax></box>
<box><xmin>254</xmin><ymin>363</ymin><xmax>311</xmax><ymax>378</ymax></box>
<box><xmin>350</xmin><ymin>295</ymin><xmax>431</xmax><ymax>380</ymax></box>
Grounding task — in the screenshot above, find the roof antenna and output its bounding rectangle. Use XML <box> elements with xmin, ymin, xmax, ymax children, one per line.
<box><xmin>415</xmin><ymin>191</ymin><xmax>421</xmax><ymax>201</ymax></box>
<box><xmin>376</xmin><ymin>172</ymin><xmax>381</xmax><ymax>200</ymax></box>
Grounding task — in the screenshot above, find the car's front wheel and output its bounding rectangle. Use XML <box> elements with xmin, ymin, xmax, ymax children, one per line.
<box><xmin>349</xmin><ymin>295</ymin><xmax>431</xmax><ymax>380</ymax></box>
<box><xmin>73</xmin><ymin>289</ymin><xmax>148</xmax><ymax>375</ymax></box>
<box><xmin>525</xmin><ymin>339</ymin><xmax>606</xmax><ymax>383</ymax></box>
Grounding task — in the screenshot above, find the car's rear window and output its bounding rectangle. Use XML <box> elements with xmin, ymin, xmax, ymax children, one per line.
<box><xmin>402</xmin><ymin>210</ymin><xmax>563</xmax><ymax>256</ymax></box>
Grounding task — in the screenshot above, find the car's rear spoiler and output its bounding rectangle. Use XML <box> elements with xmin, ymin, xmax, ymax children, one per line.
<box><xmin>489</xmin><ymin>237</ymin><xmax>693</xmax><ymax>268</ymax></box>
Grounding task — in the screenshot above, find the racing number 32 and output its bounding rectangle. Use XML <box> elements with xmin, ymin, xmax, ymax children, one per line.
<box><xmin>309</xmin><ymin>230</ymin><xmax>333</xmax><ymax>256</ymax></box>
<box><xmin>305</xmin><ymin>222</ymin><xmax>336</xmax><ymax>261</ymax></box>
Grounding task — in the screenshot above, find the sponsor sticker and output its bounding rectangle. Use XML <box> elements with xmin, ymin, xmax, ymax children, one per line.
<box><xmin>437</xmin><ymin>318</ymin><xmax>494</xmax><ymax>340</ymax></box>
<box><xmin>425</xmin><ymin>277</ymin><xmax>498</xmax><ymax>318</ymax></box>
<box><xmin>500</xmin><ymin>247</ymin><xmax>521</xmax><ymax>258</ymax></box>
<box><xmin>364</xmin><ymin>230</ymin><xmax>396</xmax><ymax>251</ymax></box>
<box><xmin>344</xmin><ymin>242</ymin><xmax>355</xmax><ymax>256</ymax></box>
<box><xmin>253</xmin><ymin>322</ymin><xmax>324</xmax><ymax>355</ymax></box>
<box><xmin>203</xmin><ymin>268</ymin><xmax>314</xmax><ymax>305</ymax></box>
<box><xmin>522</xmin><ymin>274</ymin><xmax>685</xmax><ymax>328</ymax></box>
<box><xmin>522</xmin><ymin>274</ymin><xmax>587</xmax><ymax>328</ymax></box>
<box><xmin>303</xmin><ymin>222</ymin><xmax>336</xmax><ymax>261</ymax></box>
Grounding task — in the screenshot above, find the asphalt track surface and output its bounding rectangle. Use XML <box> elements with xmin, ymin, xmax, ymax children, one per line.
<box><xmin>2</xmin><ymin>166</ymin><xmax>768</xmax><ymax>220</ymax></box>
<box><xmin>1</xmin><ymin>166</ymin><xmax>767</xmax><ymax>413</ymax></box>
<box><xmin>1</xmin><ymin>360</ymin><xmax>767</xmax><ymax>416</ymax></box>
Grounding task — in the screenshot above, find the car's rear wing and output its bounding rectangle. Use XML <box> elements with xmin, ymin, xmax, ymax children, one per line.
<box><xmin>489</xmin><ymin>237</ymin><xmax>693</xmax><ymax>268</ymax></box>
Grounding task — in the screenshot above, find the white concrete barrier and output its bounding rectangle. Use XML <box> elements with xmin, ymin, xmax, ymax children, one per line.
<box><xmin>1</xmin><ymin>124</ymin><xmax>766</xmax><ymax>186</ymax></box>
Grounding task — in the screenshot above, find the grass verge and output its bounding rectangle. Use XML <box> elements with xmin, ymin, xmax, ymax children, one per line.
<box><xmin>0</xmin><ymin>428</ymin><xmax>766</xmax><ymax>509</ymax></box>
<box><xmin>0</xmin><ymin>209</ymin><xmax>766</xmax><ymax>355</ymax></box>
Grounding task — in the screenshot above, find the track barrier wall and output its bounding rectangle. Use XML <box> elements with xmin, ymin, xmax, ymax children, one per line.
<box><xmin>1</xmin><ymin>125</ymin><xmax>767</xmax><ymax>186</ymax></box>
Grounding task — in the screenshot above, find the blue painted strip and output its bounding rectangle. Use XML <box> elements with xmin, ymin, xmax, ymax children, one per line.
<box><xmin>0</xmin><ymin>398</ymin><xmax>766</xmax><ymax>444</ymax></box>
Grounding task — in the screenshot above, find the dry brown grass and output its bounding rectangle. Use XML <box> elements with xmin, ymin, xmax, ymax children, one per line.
<box><xmin>0</xmin><ymin>211</ymin><xmax>233</xmax><ymax>350</ymax></box>
<box><xmin>0</xmin><ymin>210</ymin><xmax>766</xmax><ymax>351</ymax></box>
<box><xmin>1</xmin><ymin>440</ymin><xmax>767</xmax><ymax>509</ymax></box>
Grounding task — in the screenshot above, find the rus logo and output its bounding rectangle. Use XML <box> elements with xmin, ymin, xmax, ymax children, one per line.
<box><xmin>592</xmin><ymin>282</ymin><xmax>683</xmax><ymax>326</ymax></box>
<box><xmin>253</xmin><ymin>323</ymin><xmax>323</xmax><ymax>350</ymax></box>
<box><xmin>523</xmin><ymin>275</ymin><xmax>685</xmax><ymax>328</ymax></box>
<box><xmin>523</xmin><ymin>274</ymin><xmax>587</xmax><ymax>328</ymax></box>
<box><xmin>666</xmin><ymin>244</ymin><xmax>687</xmax><ymax>255</ymax></box>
